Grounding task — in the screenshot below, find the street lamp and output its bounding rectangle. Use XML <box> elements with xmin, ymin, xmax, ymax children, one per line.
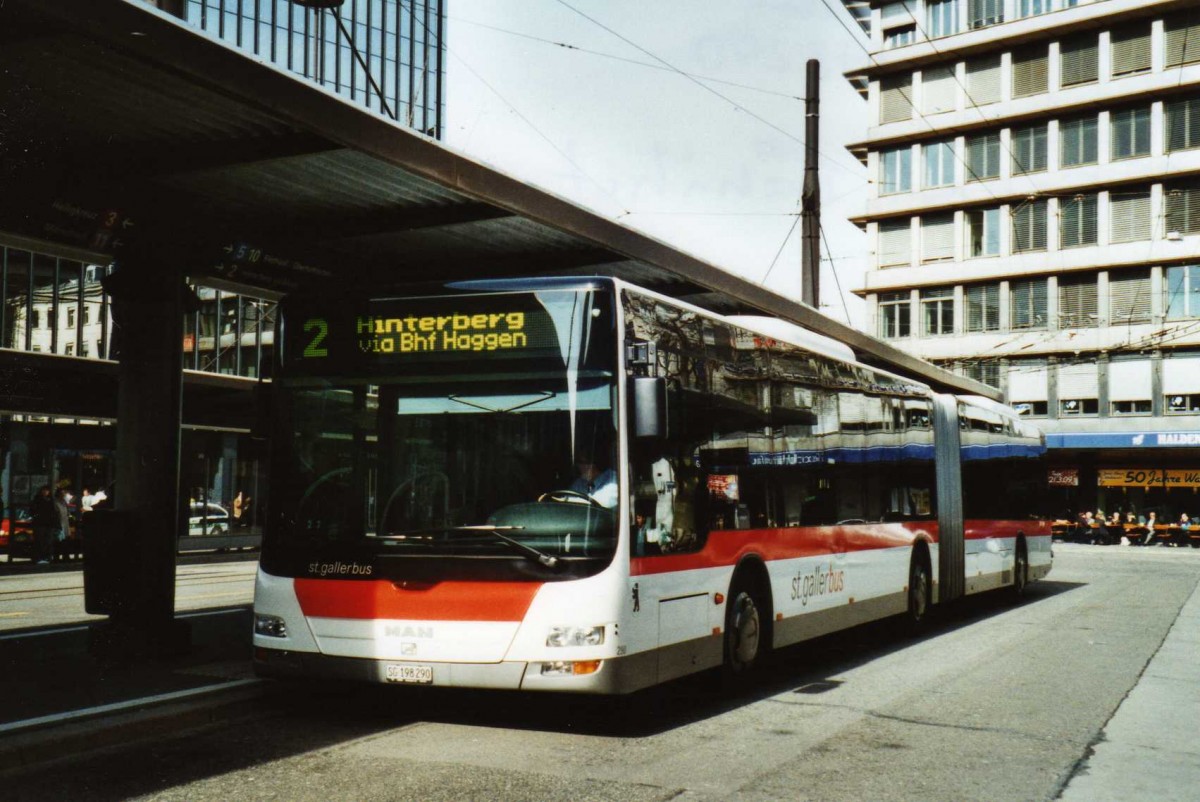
<box><xmin>285</xmin><ymin>0</ymin><xmax>395</xmax><ymax>120</ymax></box>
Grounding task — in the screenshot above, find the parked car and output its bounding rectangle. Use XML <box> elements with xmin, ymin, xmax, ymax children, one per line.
<box><xmin>188</xmin><ymin>502</ymin><xmax>231</xmax><ymax>536</ymax></box>
<box><xmin>3</xmin><ymin>506</ymin><xmax>34</xmax><ymax>559</ymax></box>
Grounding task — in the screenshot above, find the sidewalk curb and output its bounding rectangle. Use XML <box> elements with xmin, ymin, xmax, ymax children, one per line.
<box><xmin>0</xmin><ymin>679</ymin><xmax>267</xmax><ymax>777</ymax></box>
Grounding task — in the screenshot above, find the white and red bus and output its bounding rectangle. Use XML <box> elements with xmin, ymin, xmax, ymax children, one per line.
<box><xmin>252</xmin><ymin>277</ymin><xmax>1051</xmax><ymax>693</ymax></box>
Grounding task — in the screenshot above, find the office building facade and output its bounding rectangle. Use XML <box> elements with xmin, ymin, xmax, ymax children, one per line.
<box><xmin>846</xmin><ymin>0</ymin><xmax>1200</xmax><ymax>520</ymax></box>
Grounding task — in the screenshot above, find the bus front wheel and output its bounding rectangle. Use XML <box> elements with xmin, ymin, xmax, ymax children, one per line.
<box><xmin>724</xmin><ymin>584</ymin><xmax>763</xmax><ymax>674</ymax></box>
<box><xmin>1011</xmin><ymin>539</ymin><xmax>1028</xmax><ymax>599</ymax></box>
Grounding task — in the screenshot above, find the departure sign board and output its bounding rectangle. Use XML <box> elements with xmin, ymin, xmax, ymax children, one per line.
<box><xmin>282</xmin><ymin>292</ymin><xmax>576</xmax><ymax>372</ymax></box>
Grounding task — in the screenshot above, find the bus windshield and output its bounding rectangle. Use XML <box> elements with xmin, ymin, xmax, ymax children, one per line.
<box><xmin>266</xmin><ymin>288</ymin><xmax>619</xmax><ymax>580</ymax></box>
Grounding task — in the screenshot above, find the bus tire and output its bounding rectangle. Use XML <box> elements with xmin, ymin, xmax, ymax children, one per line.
<box><xmin>906</xmin><ymin>547</ymin><xmax>932</xmax><ymax>628</ymax></box>
<box><xmin>1011</xmin><ymin>538</ymin><xmax>1028</xmax><ymax>600</ymax></box>
<box><xmin>724</xmin><ymin>578</ymin><xmax>765</xmax><ymax>675</ymax></box>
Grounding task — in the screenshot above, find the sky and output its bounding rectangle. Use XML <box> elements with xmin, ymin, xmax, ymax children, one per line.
<box><xmin>441</xmin><ymin>0</ymin><xmax>874</xmax><ymax>327</ymax></box>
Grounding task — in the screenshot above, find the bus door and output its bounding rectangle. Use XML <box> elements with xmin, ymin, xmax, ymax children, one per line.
<box><xmin>932</xmin><ymin>394</ymin><xmax>964</xmax><ymax>603</ymax></box>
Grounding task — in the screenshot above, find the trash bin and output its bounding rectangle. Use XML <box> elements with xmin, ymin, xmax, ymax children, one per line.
<box><xmin>83</xmin><ymin>509</ymin><xmax>139</xmax><ymax>616</ymax></box>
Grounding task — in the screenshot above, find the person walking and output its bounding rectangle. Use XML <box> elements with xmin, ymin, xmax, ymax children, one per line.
<box><xmin>52</xmin><ymin>488</ymin><xmax>71</xmax><ymax>561</ymax></box>
<box><xmin>30</xmin><ymin>485</ymin><xmax>56</xmax><ymax>565</ymax></box>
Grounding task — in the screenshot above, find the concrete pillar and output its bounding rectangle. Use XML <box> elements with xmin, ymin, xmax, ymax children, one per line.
<box><xmin>95</xmin><ymin>254</ymin><xmax>190</xmax><ymax>655</ymax></box>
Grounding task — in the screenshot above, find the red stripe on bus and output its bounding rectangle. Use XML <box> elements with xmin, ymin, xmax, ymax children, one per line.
<box><xmin>294</xmin><ymin>579</ymin><xmax>541</xmax><ymax>621</ymax></box>
<box><xmin>631</xmin><ymin>519</ymin><xmax>1047</xmax><ymax>576</ymax></box>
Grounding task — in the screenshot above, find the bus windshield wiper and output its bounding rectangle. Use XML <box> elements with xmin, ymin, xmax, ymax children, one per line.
<box><xmin>378</xmin><ymin>525</ymin><xmax>558</xmax><ymax>567</ymax></box>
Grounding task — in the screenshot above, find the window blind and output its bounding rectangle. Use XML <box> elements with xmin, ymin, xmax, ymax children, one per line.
<box><xmin>1011</xmin><ymin>124</ymin><xmax>1047</xmax><ymax>174</ymax></box>
<box><xmin>966</xmin><ymin>56</ymin><xmax>1001</xmax><ymax>106</ymax></box>
<box><xmin>1111</xmin><ymin>25</ymin><xmax>1152</xmax><ymax>77</ymax></box>
<box><xmin>1011</xmin><ymin>199</ymin><xmax>1047</xmax><ymax>252</ymax></box>
<box><xmin>968</xmin><ymin>0</ymin><xmax>1003</xmax><ymax>30</ymax></box>
<box><xmin>1111</xmin><ymin>107</ymin><xmax>1151</xmax><ymax>160</ymax></box>
<box><xmin>880</xmin><ymin>75</ymin><xmax>914</xmax><ymax>123</ymax></box>
<box><xmin>922</xmin><ymin>66</ymin><xmax>957</xmax><ymax>115</ymax></box>
<box><xmin>1059</xmin><ymin>363</ymin><xmax>1099</xmax><ymax>398</ymax></box>
<box><xmin>1165</xmin><ymin>11</ymin><xmax>1200</xmax><ymax>68</ymax></box>
<box><xmin>1165</xmin><ymin>182</ymin><xmax>1200</xmax><ymax>236</ymax></box>
<box><xmin>1060</xmin><ymin>116</ymin><xmax>1098</xmax><ymax>166</ymax></box>
<box><xmin>1060</xmin><ymin>194</ymin><xmax>1098</xmax><ymax>248</ymax></box>
<box><xmin>1110</xmin><ymin>191</ymin><xmax>1151</xmax><ymax>242</ymax></box>
<box><xmin>879</xmin><ymin>220</ymin><xmax>912</xmax><ymax>266</ymax></box>
<box><xmin>967</xmin><ymin>132</ymin><xmax>1001</xmax><ymax>181</ymax></box>
<box><xmin>1163</xmin><ymin>356</ymin><xmax>1200</xmax><ymax>394</ymax></box>
<box><xmin>1012</xmin><ymin>46</ymin><xmax>1048</xmax><ymax>97</ymax></box>
<box><xmin>1060</xmin><ymin>35</ymin><xmax>1099</xmax><ymax>87</ymax></box>
<box><xmin>1166</xmin><ymin>98</ymin><xmax>1200</xmax><ymax>153</ymax></box>
<box><xmin>1109</xmin><ymin>270</ymin><xmax>1152</xmax><ymax>324</ymax></box>
<box><xmin>1108</xmin><ymin>360</ymin><xmax>1152</xmax><ymax>402</ymax></box>
<box><xmin>1007</xmin><ymin>363</ymin><xmax>1048</xmax><ymax>402</ymax></box>
<box><xmin>1058</xmin><ymin>276</ymin><xmax>1099</xmax><ymax>327</ymax></box>
<box><xmin>921</xmin><ymin>214</ymin><xmax>956</xmax><ymax>262</ymax></box>
<box><xmin>1011</xmin><ymin>279</ymin><xmax>1047</xmax><ymax>329</ymax></box>
<box><xmin>965</xmin><ymin>284</ymin><xmax>1000</xmax><ymax>332</ymax></box>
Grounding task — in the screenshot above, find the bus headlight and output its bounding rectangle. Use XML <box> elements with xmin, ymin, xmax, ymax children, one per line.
<box><xmin>540</xmin><ymin>660</ymin><xmax>602</xmax><ymax>676</ymax></box>
<box><xmin>254</xmin><ymin>614</ymin><xmax>289</xmax><ymax>638</ymax></box>
<box><xmin>546</xmin><ymin>625</ymin><xmax>605</xmax><ymax>647</ymax></box>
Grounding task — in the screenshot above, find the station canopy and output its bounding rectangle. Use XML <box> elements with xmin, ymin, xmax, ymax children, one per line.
<box><xmin>0</xmin><ymin>0</ymin><xmax>995</xmax><ymax>399</ymax></box>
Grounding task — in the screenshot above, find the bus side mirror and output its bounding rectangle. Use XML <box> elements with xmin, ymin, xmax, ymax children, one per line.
<box><xmin>632</xmin><ymin>377</ymin><xmax>667</xmax><ymax>441</ymax></box>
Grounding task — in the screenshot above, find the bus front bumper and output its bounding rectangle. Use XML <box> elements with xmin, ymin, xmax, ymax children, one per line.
<box><xmin>253</xmin><ymin>647</ymin><xmax>653</xmax><ymax>694</ymax></box>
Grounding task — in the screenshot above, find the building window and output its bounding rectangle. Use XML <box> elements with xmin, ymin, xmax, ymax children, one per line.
<box><xmin>1110</xmin><ymin>269</ymin><xmax>1152</xmax><ymax>325</ymax></box>
<box><xmin>1165</xmin><ymin>11</ymin><xmax>1200</xmax><ymax>69</ymax></box>
<box><xmin>1011</xmin><ymin>279</ymin><xmax>1048</xmax><ymax>329</ymax></box>
<box><xmin>1059</xmin><ymin>398</ymin><xmax>1098</xmax><ymax>416</ymax></box>
<box><xmin>1111</xmin><ymin>399</ymin><xmax>1152</xmax><ymax>415</ymax></box>
<box><xmin>966</xmin><ymin>55</ymin><xmax>1001</xmax><ymax>106</ymax></box>
<box><xmin>1011</xmin><ymin>199</ymin><xmax>1048</xmax><ymax>253</ymax></box>
<box><xmin>1167</xmin><ymin>394</ymin><xmax>1200</xmax><ymax>414</ymax></box>
<box><xmin>965</xmin><ymin>283</ymin><xmax>1000</xmax><ymax>332</ymax></box>
<box><xmin>66</xmin><ymin>308</ymin><xmax>75</xmax><ymax>328</ymax></box>
<box><xmin>1008</xmin><ymin>361</ymin><xmax>1049</xmax><ymax>417</ymax></box>
<box><xmin>885</xmin><ymin>25</ymin><xmax>917</xmax><ymax>50</ymax></box>
<box><xmin>966</xmin><ymin>132</ymin><xmax>1001</xmax><ymax>181</ymax></box>
<box><xmin>1111</xmin><ymin>107</ymin><xmax>1151</xmax><ymax>160</ymax></box>
<box><xmin>966</xmin><ymin>207</ymin><xmax>1000</xmax><ymax>257</ymax></box>
<box><xmin>922</xmin><ymin>213</ymin><xmax>956</xmax><ymax>263</ymax></box>
<box><xmin>1011</xmin><ymin>124</ymin><xmax>1047</xmax><ymax>174</ymax></box>
<box><xmin>81</xmin><ymin>341</ymin><xmax>90</xmax><ymax>357</ymax></box>
<box><xmin>1111</xmin><ymin>24</ymin><xmax>1152</xmax><ymax>78</ymax></box>
<box><xmin>880</xmin><ymin>146</ymin><xmax>912</xmax><ymax>194</ymax></box>
<box><xmin>1110</xmin><ymin>190</ymin><xmax>1151</xmax><ymax>243</ymax></box>
<box><xmin>921</xmin><ymin>287</ymin><xmax>955</xmax><ymax>336</ymax></box>
<box><xmin>879</xmin><ymin>292</ymin><xmax>911</xmax><ymax>339</ymax></box>
<box><xmin>30</xmin><ymin>308</ymin><xmax>40</xmax><ymax>330</ymax></box>
<box><xmin>1060</xmin><ymin>116</ymin><xmax>1098</xmax><ymax>167</ymax></box>
<box><xmin>963</xmin><ymin>360</ymin><xmax>1000</xmax><ymax>389</ymax></box>
<box><xmin>1058</xmin><ymin>274</ymin><xmax>1099</xmax><ymax>328</ymax></box>
<box><xmin>1012</xmin><ymin>46</ymin><xmax>1048</xmax><ymax>98</ymax></box>
<box><xmin>923</xmin><ymin>139</ymin><xmax>956</xmax><ymax>187</ymax></box>
<box><xmin>1166</xmin><ymin>265</ymin><xmax>1200</xmax><ymax>319</ymax></box>
<box><xmin>922</xmin><ymin>66</ymin><xmax>957</xmax><ymax>115</ymax></box>
<box><xmin>1016</xmin><ymin>0</ymin><xmax>1051</xmax><ymax>19</ymax></box>
<box><xmin>65</xmin><ymin>343</ymin><xmax>74</xmax><ymax>356</ymax></box>
<box><xmin>880</xmin><ymin>75</ymin><xmax>914</xmax><ymax>124</ymax></box>
<box><xmin>1060</xmin><ymin>194</ymin><xmax>1098</xmax><ymax>249</ymax></box>
<box><xmin>968</xmin><ymin>0</ymin><xmax>1003</xmax><ymax>30</ymax></box>
<box><xmin>927</xmin><ymin>0</ymin><xmax>959</xmax><ymax>38</ymax></box>
<box><xmin>1165</xmin><ymin>97</ymin><xmax>1200</xmax><ymax>154</ymax></box>
<box><xmin>1060</xmin><ymin>34</ymin><xmax>1099</xmax><ymax>87</ymax></box>
<box><xmin>878</xmin><ymin>219</ymin><xmax>912</xmax><ymax>267</ymax></box>
<box><xmin>1164</xmin><ymin>182</ymin><xmax>1200</xmax><ymax>237</ymax></box>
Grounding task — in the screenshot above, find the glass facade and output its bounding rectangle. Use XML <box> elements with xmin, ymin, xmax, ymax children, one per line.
<box><xmin>183</xmin><ymin>0</ymin><xmax>445</xmax><ymax>137</ymax></box>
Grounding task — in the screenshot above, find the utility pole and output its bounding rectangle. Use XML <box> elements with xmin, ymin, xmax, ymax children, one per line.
<box><xmin>801</xmin><ymin>59</ymin><xmax>821</xmax><ymax>309</ymax></box>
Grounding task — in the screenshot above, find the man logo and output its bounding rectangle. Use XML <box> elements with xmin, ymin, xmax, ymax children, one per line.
<box><xmin>401</xmin><ymin>643</ymin><xmax>418</xmax><ymax>656</ymax></box>
<box><xmin>385</xmin><ymin>625</ymin><xmax>434</xmax><ymax>639</ymax></box>
<box><xmin>1132</xmin><ymin>434</ymin><xmax>1145</xmax><ymax>446</ymax></box>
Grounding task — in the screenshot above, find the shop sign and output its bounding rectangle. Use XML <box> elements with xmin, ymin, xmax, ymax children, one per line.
<box><xmin>1047</xmin><ymin>468</ymin><xmax>1079</xmax><ymax>487</ymax></box>
<box><xmin>1098</xmin><ymin>469</ymin><xmax>1200</xmax><ymax>488</ymax></box>
<box><xmin>707</xmin><ymin>474</ymin><xmax>740</xmax><ymax>502</ymax></box>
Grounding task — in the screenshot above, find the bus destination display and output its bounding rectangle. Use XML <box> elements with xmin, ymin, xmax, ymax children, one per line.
<box><xmin>284</xmin><ymin>294</ymin><xmax>567</xmax><ymax>369</ymax></box>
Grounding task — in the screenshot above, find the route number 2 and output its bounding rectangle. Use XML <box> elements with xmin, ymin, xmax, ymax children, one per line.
<box><xmin>303</xmin><ymin>318</ymin><xmax>329</xmax><ymax>358</ymax></box>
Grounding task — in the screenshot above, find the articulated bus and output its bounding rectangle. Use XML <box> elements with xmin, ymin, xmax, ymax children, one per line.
<box><xmin>252</xmin><ymin>277</ymin><xmax>1051</xmax><ymax>693</ymax></box>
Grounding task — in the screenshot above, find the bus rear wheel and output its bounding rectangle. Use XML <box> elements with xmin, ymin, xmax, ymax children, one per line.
<box><xmin>724</xmin><ymin>585</ymin><xmax>763</xmax><ymax>674</ymax></box>
<box><xmin>1011</xmin><ymin>540</ymin><xmax>1028</xmax><ymax>599</ymax></box>
<box><xmin>906</xmin><ymin>551</ymin><xmax>931</xmax><ymax>628</ymax></box>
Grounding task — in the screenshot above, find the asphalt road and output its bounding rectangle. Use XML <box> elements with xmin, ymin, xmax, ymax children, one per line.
<box><xmin>6</xmin><ymin>545</ymin><xmax>1200</xmax><ymax>802</ymax></box>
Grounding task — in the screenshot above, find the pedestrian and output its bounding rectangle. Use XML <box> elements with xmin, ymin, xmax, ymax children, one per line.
<box><xmin>53</xmin><ymin>488</ymin><xmax>71</xmax><ymax>561</ymax></box>
<box><xmin>1142</xmin><ymin>511</ymin><xmax>1158</xmax><ymax>546</ymax></box>
<box><xmin>232</xmin><ymin>490</ymin><xmax>245</xmax><ymax>527</ymax></box>
<box><xmin>30</xmin><ymin>485</ymin><xmax>56</xmax><ymax>565</ymax></box>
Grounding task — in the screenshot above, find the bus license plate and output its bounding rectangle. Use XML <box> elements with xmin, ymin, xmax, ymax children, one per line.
<box><xmin>386</xmin><ymin>664</ymin><xmax>433</xmax><ymax>684</ymax></box>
